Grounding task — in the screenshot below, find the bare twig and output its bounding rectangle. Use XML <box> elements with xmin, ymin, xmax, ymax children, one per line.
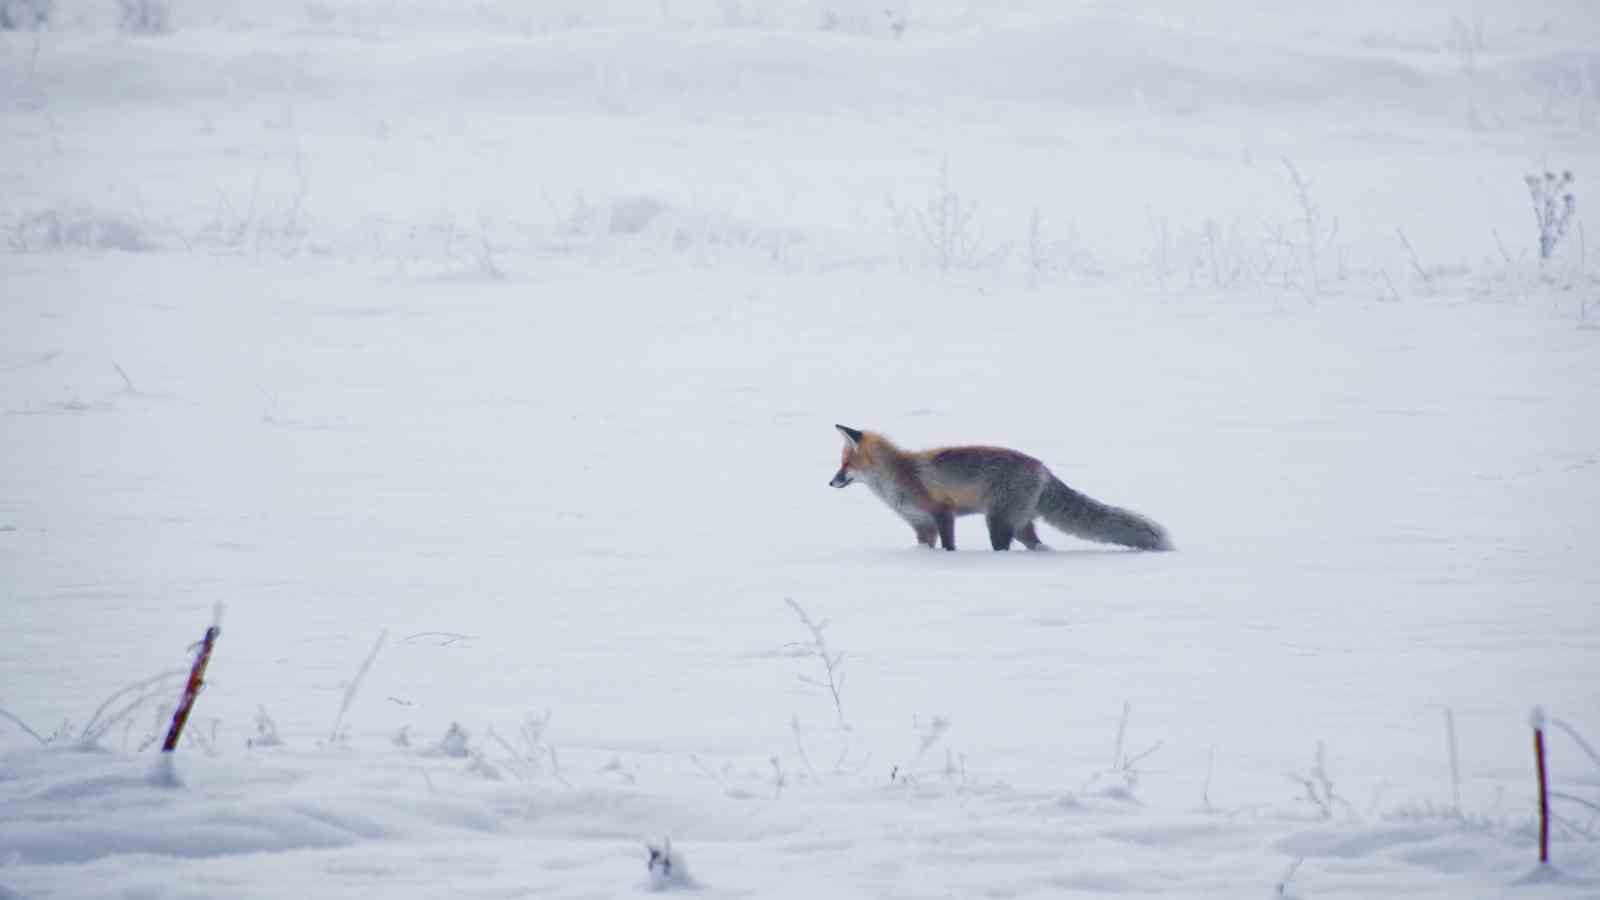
<box><xmin>1551</xmin><ymin>718</ymin><xmax>1600</xmax><ymax>770</ymax></box>
<box><xmin>791</xmin><ymin>714</ymin><xmax>819</xmax><ymax>780</ymax></box>
<box><xmin>1287</xmin><ymin>741</ymin><xmax>1346</xmax><ymax>819</ymax></box>
<box><xmin>0</xmin><ymin>706</ymin><xmax>45</xmax><ymax>744</ymax></box>
<box><xmin>1444</xmin><ymin>707</ymin><xmax>1462</xmax><ymax>812</ymax></box>
<box><xmin>400</xmin><ymin>631</ymin><xmax>476</xmax><ymax>646</ymax></box>
<box><xmin>1081</xmin><ymin>702</ymin><xmax>1161</xmax><ymax>798</ymax></box>
<box><xmin>475</xmin><ymin>216</ymin><xmax>504</xmax><ymax>280</ymax></box>
<box><xmin>1492</xmin><ymin>228</ymin><xmax>1516</xmax><ymax>265</ymax></box>
<box><xmin>1396</xmin><ymin>227</ymin><xmax>1431</xmax><ymax>289</ymax></box>
<box><xmin>328</xmin><ymin>630</ymin><xmax>388</xmax><ymax>745</ymax></box>
<box><xmin>1111</xmin><ymin>701</ymin><xmax>1130</xmax><ymax>770</ymax></box>
<box><xmin>80</xmin><ymin>669</ymin><xmax>187</xmax><ymax>748</ymax></box>
<box><xmin>112</xmin><ymin>363</ymin><xmax>136</xmax><ymax>394</ymax></box>
<box><xmin>1277</xmin><ymin>857</ymin><xmax>1304</xmax><ymax>896</ymax></box>
<box><xmin>1380</xmin><ymin>269</ymin><xmax>1402</xmax><ymax>302</ymax></box>
<box><xmin>688</xmin><ymin>753</ymin><xmax>727</xmax><ymax>787</ymax></box>
<box><xmin>769</xmin><ymin>756</ymin><xmax>785</xmax><ymax>798</ymax></box>
<box><xmin>1551</xmin><ymin>791</ymin><xmax>1600</xmax><ymax>815</ymax></box>
<box><xmin>1282</xmin><ymin>157</ymin><xmax>1325</xmax><ymax>295</ymax></box>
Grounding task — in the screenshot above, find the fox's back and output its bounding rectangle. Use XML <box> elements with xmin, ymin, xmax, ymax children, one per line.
<box><xmin>914</xmin><ymin>446</ymin><xmax>1048</xmax><ymax>514</ymax></box>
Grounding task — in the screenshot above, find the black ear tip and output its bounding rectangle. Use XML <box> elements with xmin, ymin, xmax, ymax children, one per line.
<box><xmin>835</xmin><ymin>424</ymin><xmax>864</xmax><ymax>443</ymax></box>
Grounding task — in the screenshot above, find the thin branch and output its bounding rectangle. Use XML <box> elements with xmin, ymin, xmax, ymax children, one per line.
<box><xmin>80</xmin><ymin>669</ymin><xmax>186</xmax><ymax>746</ymax></box>
<box><xmin>328</xmin><ymin>630</ymin><xmax>387</xmax><ymax>744</ymax></box>
<box><xmin>1550</xmin><ymin>791</ymin><xmax>1600</xmax><ymax>815</ymax></box>
<box><xmin>1491</xmin><ymin>228</ymin><xmax>1515</xmax><ymax>265</ymax></box>
<box><xmin>400</xmin><ymin>631</ymin><xmax>476</xmax><ymax>646</ymax></box>
<box><xmin>1396</xmin><ymin>227</ymin><xmax>1430</xmax><ymax>288</ymax></box>
<box><xmin>0</xmin><ymin>706</ymin><xmax>45</xmax><ymax>744</ymax></box>
<box><xmin>791</xmin><ymin>714</ymin><xmax>819</xmax><ymax>780</ymax></box>
<box><xmin>112</xmin><ymin>363</ymin><xmax>136</xmax><ymax>394</ymax></box>
<box><xmin>1125</xmin><ymin>740</ymin><xmax>1164</xmax><ymax>769</ymax></box>
<box><xmin>1444</xmin><ymin>707</ymin><xmax>1462</xmax><ymax>812</ymax></box>
<box><xmin>1551</xmin><ymin>718</ymin><xmax>1600</xmax><ymax>771</ymax></box>
<box><xmin>688</xmin><ymin>753</ymin><xmax>726</xmax><ymax>787</ymax></box>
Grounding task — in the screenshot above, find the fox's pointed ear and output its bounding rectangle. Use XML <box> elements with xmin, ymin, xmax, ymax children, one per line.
<box><xmin>835</xmin><ymin>424</ymin><xmax>863</xmax><ymax>448</ymax></box>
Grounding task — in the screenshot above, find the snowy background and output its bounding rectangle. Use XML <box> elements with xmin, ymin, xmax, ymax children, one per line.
<box><xmin>2</xmin><ymin>1</ymin><xmax>1598</xmax><ymax>897</ymax></box>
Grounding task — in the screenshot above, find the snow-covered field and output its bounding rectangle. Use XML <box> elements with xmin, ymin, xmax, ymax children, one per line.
<box><xmin>3</xmin><ymin>2</ymin><xmax>1599</xmax><ymax>897</ymax></box>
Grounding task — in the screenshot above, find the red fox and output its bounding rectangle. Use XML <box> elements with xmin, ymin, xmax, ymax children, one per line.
<box><xmin>828</xmin><ymin>425</ymin><xmax>1172</xmax><ymax>552</ymax></box>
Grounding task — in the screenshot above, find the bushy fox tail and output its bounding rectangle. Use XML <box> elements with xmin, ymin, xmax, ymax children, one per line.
<box><xmin>1037</xmin><ymin>477</ymin><xmax>1172</xmax><ymax>551</ymax></box>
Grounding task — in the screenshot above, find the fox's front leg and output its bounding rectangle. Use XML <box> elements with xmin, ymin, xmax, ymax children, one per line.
<box><xmin>935</xmin><ymin>509</ymin><xmax>956</xmax><ymax>551</ymax></box>
<box><xmin>914</xmin><ymin>523</ymin><xmax>938</xmax><ymax>548</ymax></box>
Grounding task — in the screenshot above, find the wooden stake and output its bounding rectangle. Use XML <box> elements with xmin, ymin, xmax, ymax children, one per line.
<box><xmin>1532</xmin><ymin>706</ymin><xmax>1550</xmax><ymax>865</ymax></box>
<box><xmin>162</xmin><ymin>625</ymin><xmax>220</xmax><ymax>753</ymax></box>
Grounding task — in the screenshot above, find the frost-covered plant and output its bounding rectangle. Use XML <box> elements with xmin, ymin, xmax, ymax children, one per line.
<box><xmin>715</xmin><ymin>0</ymin><xmax>774</xmax><ymax>28</ymax></box>
<box><xmin>1276</xmin><ymin>857</ymin><xmax>1304</xmax><ymax>899</ymax></box>
<box><xmin>1288</xmin><ymin>741</ymin><xmax>1350</xmax><ymax>819</ymax></box>
<box><xmin>79</xmin><ymin>669</ymin><xmax>187</xmax><ymax>750</ymax></box>
<box><xmin>819</xmin><ymin>1</ymin><xmax>905</xmax><ymax>38</ymax></box>
<box><xmin>783</xmin><ymin>598</ymin><xmax>848</xmax><ymax>728</ymax></box>
<box><xmin>431</xmin><ymin>722</ymin><xmax>472</xmax><ymax>758</ymax></box>
<box><xmin>118</xmin><ymin>0</ymin><xmax>169</xmax><ymax>33</ymax></box>
<box><xmin>769</xmin><ymin>755</ymin><xmax>786</xmax><ymax>798</ymax></box>
<box><xmin>546</xmin><ymin>190</ymin><xmax>601</xmax><ymax>237</ymax></box>
<box><xmin>790</xmin><ymin>713</ymin><xmax>869</xmax><ymax>780</ymax></box>
<box><xmin>474</xmin><ymin>216</ymin><xmax>504</xmax><ymax>280</ymax></box>
<box><xmin>1546</xmin><ymin>716</ymin><xmax>1600</xmax><ymax>839</ymax></box>
<box><xmin>1142</xmin><ymin>209</ymin><xmax>1311</xmax><ymax>294</ymax></box>
<box><xmin>249</xmin><ymin>705</ymin><xmax>283</xmax><ymax>748</ymax></box>
<box><xmin>1081</xmin><ymin>701</ymin><xmax>1162</xmax><ymax>801</ymax></box>
<box><xmin>465</xmin><ymin>749</ymin><xmax>503</xmax><ymax>780</ymax></box>
<box><xmin>1282</xmin><ymin>157</ymin><xmax>1340</xmax><ymax>296</ymax></box>
<box><xmin>1026</xmin><ymin>207</ymin><xmax>1103</xmax><ymax>286</ymax></box>
<box><xmin>890</xmin><ymin>715</ymin><xmax>952</xmax><ymax>785</ymax></box>
<box><xmin>901</xmin><ymin>160</ymin><xmax>986</xmax><ymax>273</ymax></box>
<box><xmin>486</xmin><ymin>710</ymin><xmax>567</xmax><ymax>784</ymax></box>
<box><xmin>1199</xmin><ymin>745</ymin><xmax>1217</xmax><ymax>812</ymax></box>
<box><xmin>184</xmin><ymin>717</ymin><xmax>221</xmax><ymax>756</ymax></box>
<box><xmin>646</xmin><ymin>837</ymin><xmax>693</xmax><ymax>890</ymax></box>
<box><xmin>913</xmin><ymin>715</ymin><xmax>949</xmax><ymax>764</ymax></box>
<box><xmin>1526</xmin><ymin>171</ymin><xmax>1577</xmax><ymax>262</ymax></box>
<box><xmin>16</xmin><ymin>208</ymin><xmax>156</xmax><ymax>253</ymax></box>
<box><xmin>420</xmin><ymin>722</ymin><xmax>502</xmax><ymax>779</ymax></box>
<box><xmin>0</xmin><ymin>0</ymin><xmax>49</xmax><ymax>30</ymax></box>
<box><xmin>1385</xmin><ymin>799</ymin><xmax>1505</xmax><ymax>831</ymax></box>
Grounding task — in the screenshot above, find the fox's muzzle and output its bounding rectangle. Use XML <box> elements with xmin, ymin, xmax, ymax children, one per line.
<box><xmin>829</xmin><ymin>469</ymin><xmax>853</xmax><ymax>488</ymax></box>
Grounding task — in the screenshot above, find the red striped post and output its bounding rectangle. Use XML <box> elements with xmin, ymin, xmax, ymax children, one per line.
<box><xmin>162</xmin><ymin>625</ymin><xmax>220</xmax><ymax>753</ymax></box>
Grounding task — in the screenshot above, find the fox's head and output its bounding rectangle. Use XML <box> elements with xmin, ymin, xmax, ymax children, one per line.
<box><xmin>829</xmin><ymin>424</ymin><xmax>867</xmax><ymax>488</ymax></box>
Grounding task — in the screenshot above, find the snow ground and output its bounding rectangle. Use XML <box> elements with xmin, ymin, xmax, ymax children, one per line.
<box><xmin>2</xmin><ymin>2</ymin><xmax>1599</xmax><ymax>898</ymax></box>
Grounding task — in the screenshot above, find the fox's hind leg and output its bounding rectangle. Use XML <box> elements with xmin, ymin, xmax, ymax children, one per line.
<box><xmin>985</xmin><ymin>515</ymin><xmax>1015</xmax><ymax>551</ymax></box>
<box><xmin>990</xmin><ymin>484</ymin><xmax>1048</xmax><ymax>551</ymax></box>
<box><xmin>1017</xmin><ymin>521</ymin><xmax>1051</xmax><ymax>551</ymax></box>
